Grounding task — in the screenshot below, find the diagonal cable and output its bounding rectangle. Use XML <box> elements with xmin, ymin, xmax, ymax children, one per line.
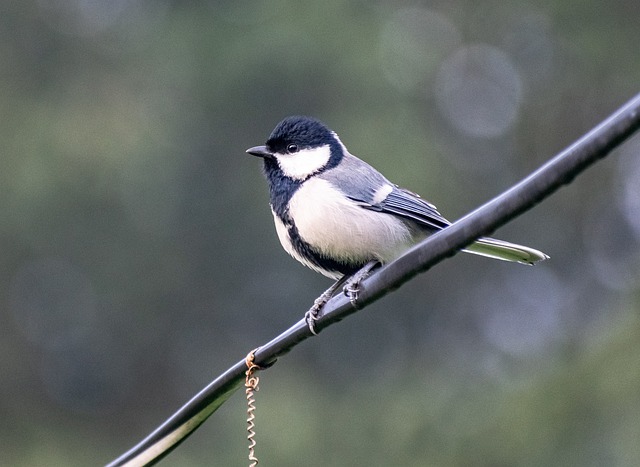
<box><xmin>106</xmin><ymin>93</ymin><xmax>640</xmax><ymax>467</ymax></box>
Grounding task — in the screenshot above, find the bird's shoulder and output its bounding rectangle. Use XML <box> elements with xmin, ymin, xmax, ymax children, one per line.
<box><xmin>316</xmin><ymin>151</ymin><xmax>391</xmax><ymax>203</ymax></box>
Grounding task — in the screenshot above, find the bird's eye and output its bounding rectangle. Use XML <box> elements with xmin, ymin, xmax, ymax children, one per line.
<box><xmin>286</xmin><ymin>144</ymin><xmax>298</xmax><ymax>153</ymax></box>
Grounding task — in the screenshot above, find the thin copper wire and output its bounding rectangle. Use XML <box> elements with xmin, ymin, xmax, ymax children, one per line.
<box><xmin>245</xmin><ymin>348</ymin><xmax>261</xmax><ymax>467</ymax></box>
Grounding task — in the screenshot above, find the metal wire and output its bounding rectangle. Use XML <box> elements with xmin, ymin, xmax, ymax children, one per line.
<box><xmin>104</xmin><ymin>93</ymin><xmax>640</xmax><ymax>467</ymax></box>
<box><xmin>245</xmin><ymin>349</ymin><xmax>261</xmax><ymax>467</ymax></box>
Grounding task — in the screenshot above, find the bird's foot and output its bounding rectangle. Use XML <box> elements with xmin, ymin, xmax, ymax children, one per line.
<box><xmin>343</xmin><ymin>261</ymin><xmax>380</xmax><ymax>308</ymax></box>
<box><xmin>305</xmin><ymin>261</ymin><xmax>380</xmax><ymax>334</ymax></box>
<box><xmin>305</xmin><ymin>295</ymin><xmax>329</xmax><ymax>336</ymax></box>
<box><xmin>305</xmin><ymin>277</ymin><xmax>347</xmax><ymax>335</ymax></box>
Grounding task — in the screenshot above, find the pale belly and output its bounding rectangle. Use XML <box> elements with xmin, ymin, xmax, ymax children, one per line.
<box><xmin>273</xmin><ymin>178</ymin><xmax>419</xmax><ymax>274</ymax></box>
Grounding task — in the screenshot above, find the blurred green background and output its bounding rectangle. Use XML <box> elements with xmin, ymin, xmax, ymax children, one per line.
<box><xmin>2</xmin><ymin>0</ymin><xmax>640</xmax><ymax>465</ymax></box>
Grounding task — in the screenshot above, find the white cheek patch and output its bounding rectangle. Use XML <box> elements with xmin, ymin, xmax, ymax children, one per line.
<box><xmin>275</xmin><ymin>145</ymin><xmax>332</xmax><ymax>180</ymax></box>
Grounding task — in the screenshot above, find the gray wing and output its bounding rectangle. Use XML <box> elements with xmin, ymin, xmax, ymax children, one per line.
<box><xmin>370</xmin><ymin>186</ymin><xmax>450</xmax><ymax>231</ymax></box>
<box><xmin>319</xmin><ymin>153</ymin><xmax>549</xmax><ymax>264</ymax></box>
<box><xmin>319</xmin><ymin>152</ymin><xmax>450</xmax><ymax>231</ymax></box>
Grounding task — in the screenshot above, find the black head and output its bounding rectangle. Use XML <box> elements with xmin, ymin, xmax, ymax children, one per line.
<box><xmin>246</xmin><ymin>116</ymin><xmax>346</xmax><ymax>218</ymax></box>
<box><xmin>264</xmin><ymin>116</ymin><xmax>335</xmax><ymax>154</ymax></box>
<box><xmin>246</xmin><ymin>116</ymin><xmax>345</xmax><ymax>182</ymax></box>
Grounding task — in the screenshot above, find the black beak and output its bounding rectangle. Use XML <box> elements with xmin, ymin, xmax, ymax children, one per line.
<box><xmin>246</xmin><ymin>145</ymin><xmax>273</xmax><ymax>158</ymax></box>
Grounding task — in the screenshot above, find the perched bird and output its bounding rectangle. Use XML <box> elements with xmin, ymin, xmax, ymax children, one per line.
<box><xmin>247</xmin><ymin>116</ymin><xmax>548</xmax><ymax>332</ymax></box>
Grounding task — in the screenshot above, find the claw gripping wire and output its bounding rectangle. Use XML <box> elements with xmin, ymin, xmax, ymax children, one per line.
<box><xmin>245</xmin><ymin>348</ymin><xmax>262</xmax><ymax>467</ymax></box>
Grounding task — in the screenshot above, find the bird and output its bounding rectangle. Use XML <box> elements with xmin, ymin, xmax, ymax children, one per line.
<box><xmin>246</xmin><ymin>116</ymin><xmax>548</xmax><ymax>333</ymax></box>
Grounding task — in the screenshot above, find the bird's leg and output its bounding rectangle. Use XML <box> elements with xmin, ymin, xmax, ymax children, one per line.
<box><xmin>305</xmin><ymin>261</ymin><xmax>380</xmax><ymax>334</ymax></box>
<box><xmin>305</xmin><ymin>275</ymin><xmax>349</xmax><ymax>335</ymax></box>
<box><xmin>343</xmin><ymin>260</ymin><xmax>380</xmax><ymax>307</ymax></box>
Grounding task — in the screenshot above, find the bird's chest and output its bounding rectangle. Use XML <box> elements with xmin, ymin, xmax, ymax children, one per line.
<box><xmin>272</xmin><ymin>178</ymin><xmax>414</xmax><ymax>264</ymax></box>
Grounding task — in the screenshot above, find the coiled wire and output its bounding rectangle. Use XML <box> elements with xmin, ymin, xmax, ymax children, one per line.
<box><xmin>245</xmin><ymin>349</ymin><xmax>261</xmax><ymax>467</ymax></box>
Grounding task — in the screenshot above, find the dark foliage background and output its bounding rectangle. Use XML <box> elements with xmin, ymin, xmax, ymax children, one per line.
<box><xmin>2</xmin><ymin>1</ymin><xmax>640</xmax><ymax>465</ymax></box>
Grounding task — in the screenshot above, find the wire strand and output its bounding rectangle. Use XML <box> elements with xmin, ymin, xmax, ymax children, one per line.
<box><xmin>245</xmin><ymin>349</ymin><xmax>261</xmax><ymax>467</ymax></box>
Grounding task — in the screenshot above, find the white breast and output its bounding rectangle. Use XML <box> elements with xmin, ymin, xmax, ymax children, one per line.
<box><xmin>285</xmin><ymin>178</ymin><xmax>417</xmax><ymax>266</ymax></box>
<box><xmin>271</xmin><ymin>211</ymin><xmax>338</xmax><ymax>277</ymax></box>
